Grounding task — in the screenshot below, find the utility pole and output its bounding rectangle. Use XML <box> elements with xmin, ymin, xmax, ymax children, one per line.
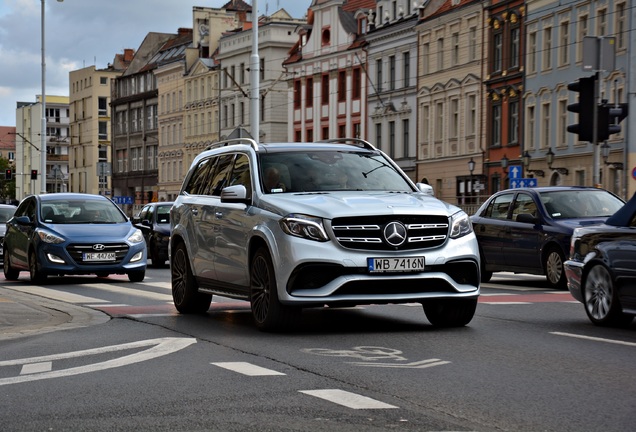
<box><xmin>250</xmin><ymin>0</ymin><xmax>260</xmax><ymax>143</ymax></box>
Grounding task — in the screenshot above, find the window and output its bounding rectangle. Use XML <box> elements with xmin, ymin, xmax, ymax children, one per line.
<box><xmin>542</xmin><ymin>102</ymin><xmax>551</xmax><ymax>149</ymax></box>
<box><xmin>376</xmin><ymin>58</ymin><xmax>383</xmax><ymax>92</ymax></box>
<box><xmin>293</xmin><ymin>80</ymin><xmax>301</xmax><ymax>109</ymax></box>
<box><xmin>435</xmin><ymin>102</ymin><xmax>444</xmax><ymax>141</ymax></box>
<box><xmin>558</xmin><ymin>99</ymin><xmax>567</xmax><ymax>146</ymax></box>
<box><xmin>451</xmin><ymin>32</ymin><xmax>459</xmax><ymax>66</ymax></box>
<box><xmin>509</xmin><ymin>101</ymin><xmax>519</xmax><ymax>144</ymax></box>
<box><xmin>543</xmin><ymin>27</ymin><xmax>552</xmax><ymax>70</ymax></box>
<box><xmin>337</xmin><ymin>71</ymin><xmax>346</xmax><ymax>102</ymax></box>
<box><xmin>321</xmin><ymin>74</ymin><xmax>329</xmax><ymax>104</ymax></box>
<box><xmin>577</xmin><ymin>14</ymin><xmax>588</xmax><ymax>62</ymax></box>
<box><xmin>98</xmin><ymin>121</ymin><xmax>108</xmax><ymax>140</ymax></box>
<box><xmin>467</xmin><ymin>94</ymin><xmax>476</xmax><ymax>136</ymax></box>
<box><xmin>322</xmin><ymin>27</ymin><xmax>331</xmax><ymax>46</ymax></box>
<box><xmin>468</xmin><ymin>27</ymin><xmax>477</xmax><ymax>61</ymax></box>
<box><xmin>528</xmin><ymin>31</ymin><xmax>537</xmax><ymax>73</ymax></box>
<box><xmin>375</xmin><ymin>123</ymin><xmax>382</xmax><ymax>150</ymax></box>
<box><xmin>491</xmin><ymin>104</ymin><xmax>501</xmax><ymax>147</ymax></box>
<box><xmin>422</xmin><ymin>43</ymin><xmax>429</xmax><ymax>74</ymax></box>
<box><xmin>100</xmin><ymin>76</ymin><xmax>108</xmax><ymax>85</ymax></box>
<box><xmin>403</xmin><ymin>52</ymin><xmax>410</xmax><ymax>88</ymax></box>
<box><xmin>559</xmin><ymin>21</ymin><xmax>569</xmax><ymax>66</ymax></box>
<box><xmin>306</xmin><ymin>77</ymin><xmax>313</xmax><ymax>108</ymax></box>
<box><xmin>616</xmin><ymin>3</ymin><xmax>626</xmax><ymax>49</ymax></box>
<box><xmin>260</xmin><ymin>58</ymin><xmax>265</xmax><ymax>81</ymax></box>
<box><xmin>240</xmin><ymin>63</ymin><xmax>245</xmax><ymax>84</ymax></box>
<box><xmin>322</xmin><ymin>126</ymin><xmax>329</xmax><ymax>140</ymax></box>
<box><xmin>389</xmin><ymin>55</ymin><xmax>396</xmax><ymax>90</ymax></box>
<box><xmin>352</xmin><ymin>68</ymin><xmax>361</xmax><ymax>99</ymax></box>
<box><xmin>389</xmin><ymin>121</ymin><xmax>395</xmax><ymax>158</ymax></box>
<box><xmin>597</xmin><ymin>9</ymin><xmax>606</xmax><ymax>36</ymax></box>
<box><xmin>402</xmin><ymin>119</ymin><xmax>409</xmax><ymax>157</ymax></box>
<box><xmin>510</xmin><ymin>27</ymin><xmax>520</xmax><ymax>68</ymax></box>
<box><xmin>98</xmin><ymin>97</ymin><xmax>108</xmax><ymax>116</ymax></box>
<box><xmin>493</xmin><ymin>32</ymin><xmax>502</xmax><ymax>72</ymax></box>
<box><xmin>437</xmin><ymin>38</ymin><xmax>444</xmax><ymax>71</ymax></box>
<box><xmin>450</xmin><ymin>99</ymin><xmax>459</xmax><ymax>139</ymax></box>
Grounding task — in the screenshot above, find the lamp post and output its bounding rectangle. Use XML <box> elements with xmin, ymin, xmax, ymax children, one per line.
<box><xmin>467</xmin><ymin>157</ymin><xmax>475</xmax><ymax>202</ymax></box>
<box><xmin>41</xmin><ymin>0</ymin><xmax>64</xmax><ymax>194</ymax></box>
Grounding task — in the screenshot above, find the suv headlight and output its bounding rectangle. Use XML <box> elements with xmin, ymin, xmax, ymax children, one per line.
<box><xmin>280</xmin><ymin>214</ymin><xmax>329</xmax><ymax>242</ymax></box>
<box><xmin>37</xmin><ymin>229</ymin><xmax>65</xmax><ymax>244</ymax></box>
<box><xmin>128</xmin><ymin>229</ymin><xmax>144</xmax><ymax>244</ymax></box>
<box><xmin>449</xmin><ymin>211</ymin><xmax>473</xmax><ymax>239</ymax></box>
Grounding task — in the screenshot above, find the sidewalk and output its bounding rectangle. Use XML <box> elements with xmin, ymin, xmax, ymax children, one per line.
<box><xmin>0</xmin><ymin>286</ymin><xmax>109</xmax><ymax>341</ymax></box>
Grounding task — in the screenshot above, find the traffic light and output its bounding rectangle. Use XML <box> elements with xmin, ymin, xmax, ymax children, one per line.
<box><xmin>567</xmin><ymin>76</ymin><xmax>596</xmax><ymax>142</ymax></box>
<box><xmin>4</xmin><ymin>169</ymin><xmax>12</xmax><ymax>180</ymax></box>
<box><xmin>597</xmin><ymin>103</ymin><xmax>629</xmax><ymax>142</ymax></box>
<box><xmin>31</xmin><ymin>169</ymin><xmax>38</xmax><ymax>180</ymax></box>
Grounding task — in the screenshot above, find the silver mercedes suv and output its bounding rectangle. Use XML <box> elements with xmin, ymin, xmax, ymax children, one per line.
<box><xmin>170</xmin><ymin>138</ymin><xmax>480</xmax><ymax>331</ymax></box>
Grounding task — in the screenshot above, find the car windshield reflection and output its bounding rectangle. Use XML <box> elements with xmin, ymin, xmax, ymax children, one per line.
<box><xmin>41</xmin><ymin>200</ymin><xmax>127</xmax><ymax>224</ymax></box>
<box><xmin>540</xmin><ymin>190</ymin><xmax>624</xmax><ymax>219</ymax></box>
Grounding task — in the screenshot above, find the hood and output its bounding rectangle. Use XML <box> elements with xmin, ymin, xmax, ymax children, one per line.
<box><xmin>259</xmin><ymin>192</ymin><xmax>460</xmax><ymax>219</ymax></box>
<box><xmin>43</xmin><ymin>222</ymin><xmax>137</xmax><ymax>243</ymax></box>
<box><xmin>553</xmin><ymin>217</ymin><xmax>609</xmax><ymax>231</ymax></box>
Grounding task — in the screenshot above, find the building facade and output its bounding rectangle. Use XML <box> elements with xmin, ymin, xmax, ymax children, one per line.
<box><xmin>416</xmin><ymin>0</ymin><xmax>487</xmax><ymax>206</ymax></box>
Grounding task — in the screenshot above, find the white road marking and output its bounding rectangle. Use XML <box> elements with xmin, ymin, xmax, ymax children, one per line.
<box><xmin>137</xmin><ymin>281</ymin><xmax>172</xmax><ymax>290</ymax></box>
<box><xmin>0</xmin><ymin>337</ymin><xmax>196</xmax><ymax>386</ymax></box>
<box><xmin>86</xmin><ymin>304</ymin><xmax>129</xmax><ymax>308</ymax></box>
<box><xmin>11</xmin><ymin>286</ymin><xmax>107</xmax><ymax>304</ymax></box>
<box><xmin>550</xmin><ymin>332</ymin><xmax>636</xmax><ymax>347</ymax></box>
<box><xmin>480</xmin><ymin>302</ymin><xmax>531</xmax><ymax>305</ymax></box>
<box><xmin>128</xmin><ymin>313</ymin><xmax>176</xmax><ymax>318</ymax></box>
<box><xmin>211</xmin><ymin>362</ymin><xmax>286</xmax><ymax>376</ymax></box>
<box><xmin>20</xmin><ymin>362</ymin><xmax>52</xmax><ymax>375</ymax></box>
<box><xmin>480</xmin><ymin>293</ymin><xmax>517</xmax><ymax>296</ymax></box>
<box><xmin>89</xmin><ymin>283</ymin><xmax>172</xmax><ymax>301</ymax></box>
<box><xmin>347</xmin><ymin>358</ymin><xmax>451</xmax><ymax>369</ymax></box>
<box><xmin>299</xmin><ymin>389</ymin><xmax>398</xmax><ymax>409</ymax></box>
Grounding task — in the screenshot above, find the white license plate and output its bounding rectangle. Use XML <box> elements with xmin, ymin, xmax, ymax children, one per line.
<box><xmin>83</xmin><ymin>252</ymin><xmax>116</xmax><ymax>262</ymax></box>
<box><xmin>367</xmin><ymin>257</ymin><xmax>425</xmax><ymax>273</ymax></box>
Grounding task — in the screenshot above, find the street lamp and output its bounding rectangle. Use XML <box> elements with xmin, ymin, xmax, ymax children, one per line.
<box><xmin>41</xmin><ymin>0</ymin><xmax>64</xmax><ymax>194</ymax></box>
<box><xmin>601</xmin><ymin>142</ymin><xmax>624</xmax><ymax>170</ymax></box>
<box><xmin>545</xmin><ymin>148</ymin><xmax>569</xmax><ymax>175</ymax></box>
<box><xmin>522</xmin><ymin>150</ymin><xmax>544</xmax><ymax>177</ymax></box>
<box><xmin>467</xmin><ymin>157</ymin><xmax>475</xmax><ymax>202</ymax></box>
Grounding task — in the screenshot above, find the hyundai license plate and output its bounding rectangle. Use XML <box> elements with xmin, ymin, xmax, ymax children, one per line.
<box><xmin>367</xmin><ymin>257</ymin><xmax>425</xmax><ymax>273</ymax></box>
<box><xmin>83</xmin><ymin>252</ymin><xmax>116</xmax><ymax>262</ymax></box>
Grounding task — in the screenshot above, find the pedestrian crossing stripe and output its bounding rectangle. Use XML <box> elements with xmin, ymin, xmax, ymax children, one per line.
<box><xmin>300</xmin><ymin>389</ymin><xmax>398</xmax><ymax>409</ymax></box>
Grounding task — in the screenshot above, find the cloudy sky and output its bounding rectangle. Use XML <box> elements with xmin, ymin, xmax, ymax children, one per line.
<box><xmin>0</xmin><ymin>0</ymin><xmax>312</xmax><ymax>127</ymax></box>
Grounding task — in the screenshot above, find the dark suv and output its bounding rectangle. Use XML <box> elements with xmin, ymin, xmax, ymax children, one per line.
<box><xmin>170</xmin><ymin>138</ymin><xmax>480</xmax><ymax>331</ymax></box>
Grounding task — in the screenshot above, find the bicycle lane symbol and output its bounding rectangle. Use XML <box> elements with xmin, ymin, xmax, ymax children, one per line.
<box><xmin>301</xmin><ymin>346</ymin><xmax>450</xmax><ymax>369</ymax></box>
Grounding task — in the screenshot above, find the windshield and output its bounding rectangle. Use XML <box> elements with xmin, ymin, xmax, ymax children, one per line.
<box><xmin>156</xmin><ymin>205</ymin><xmax>171</xmax><ymax>223</ymax></box>
<box><xmin>0</xmin><ymin>207</ymin><xmax>15</xmax><ymax>223</ymax></box>
<box><xmin>259</xmin><ymin>150</ymin><xmax>413</xmax><ymax>193</ymax></box>
<box><xmin>41</xmin><ymin>199</ymin><xmax>127</xmax><ymax>224</ymax></box>
<box><xmin>539</xmin><ymin>190</ymin><xmax>624</xmax><ymax>219</ymax></box>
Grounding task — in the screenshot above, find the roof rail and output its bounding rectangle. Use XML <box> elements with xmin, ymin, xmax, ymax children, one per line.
<box><xmin>205</xmin><ymin>138</ymin><xmax>259</xmax><ymax>151</ymax></box>
<box><xmin>316</xmin><ymin>138</ymin><xmax>377</xmax><ymax>151</ymax></box>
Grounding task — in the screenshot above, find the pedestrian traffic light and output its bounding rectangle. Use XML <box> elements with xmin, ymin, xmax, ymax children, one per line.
<box><xmin>31</xmin><ymin>169</ymin><xmax>38</xmax><ymax>180</ymax></box>
<box><xmin>4</xmin><ymin>169</ymin><xmax>11</xmax><ymax>180</ymax></box>
<box><xmin>597</xmin><ymin>102</ymin><xmax>629</xmax><ymax>142</ymax></box>
<box><xmin>567</xmin><ymin>76</ymin><xmax>596</xmax><ymax>142</ymax></box>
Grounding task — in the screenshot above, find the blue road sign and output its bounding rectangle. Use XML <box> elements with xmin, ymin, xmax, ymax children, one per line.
<box><xmin>113</xmin><ymin>196</ymin><xmax>134</xmax><ymax>205</ymax></box>
<box><xmin>510</xmin><ymin>178</ymin><xmax>538</xmax><ymax>189</ymax></box>
<box><xmin>508</xmin><ymin>165</ymin><xmax>522</xmax><ymax>179</ymax></box>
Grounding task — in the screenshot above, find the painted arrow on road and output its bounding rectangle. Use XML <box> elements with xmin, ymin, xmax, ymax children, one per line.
<box><xmin>0</xmin><ymin>337</ymin><xmax>196</xmax><ymax>386</ymax></box>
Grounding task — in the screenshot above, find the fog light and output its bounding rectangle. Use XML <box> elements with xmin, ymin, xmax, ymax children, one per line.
<box><xmin>46</xmin><ymin>253</ymin><xmax>65</xmax><ymax>264</ymax></box>
<box><xmin>130</xmin><ymin>251</ymin><xmax>143</xmax><ymax>263</ymax></box>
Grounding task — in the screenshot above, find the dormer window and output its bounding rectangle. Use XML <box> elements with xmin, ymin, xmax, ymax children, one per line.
<box><xmin>322</xmin><ymin>27</ymin><xmax>331</xmax><ymax>46</ymax></box>
<box><xmin>359</xmin><ymin>16</ymin><xmax>368</xmax><ymax>34</ymax></box>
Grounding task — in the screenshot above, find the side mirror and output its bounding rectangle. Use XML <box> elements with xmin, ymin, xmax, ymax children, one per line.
<box><xmin>416</xmin><ymin>182</ymin><xmax>434</xmax><ymax>196</ymax></box>
<box><xmin>15</xmin><ymin>215</ymin><xmax>32</xmax><ymax>226</ymax></box>
<box><xmin>516</xmin><ymin>213</ymin><xmax>540</xmax><ymax>225</ymax></box>
<box><xmin>221</xmin><ymin>185</ymin><xmax>250</xmax><ymax>204</ymax></box>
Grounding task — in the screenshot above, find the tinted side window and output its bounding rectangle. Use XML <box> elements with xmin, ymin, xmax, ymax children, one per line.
<box><xmin>227</xmin><ymin>153</ymin><xmax>252</xmax><ymax>197</ymax></box>
<box><xmin>15</xmin><ymin>198</ymin><xmax>36</xmax><ymax>222</ymax></box>
<box><xmin>484</xmin><ymin>193</ymin><xmax>514</xmax><ymax>220</ymax></box>
<box><xmin>511</xmin><ymin>193</ymin><xmax>537</xmax><ymax>220</ymax></box>
<box><xmin>146</xmin><ymin>205</ymin><xmax>155</xmax><ymax>223</ymax></box>
<box><xmin>205</xmin><ymin>154</ymin><xmax>235</xmax><ymax>196</ymax></box>
<box><xmin>183</xmin><ymin>157</ymin><xmax>215</xmax><ymax>195</ymax></box>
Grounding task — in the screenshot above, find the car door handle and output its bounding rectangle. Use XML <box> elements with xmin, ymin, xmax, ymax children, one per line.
<box><xmin>191</xmin><ymin>208</ymin><xmax>199</xmax><ymax>216</ymax></box>
<box><xmin>215</xmin><ymin>212</ymin><xmax>223</xmax><ymax>219</ymax></box>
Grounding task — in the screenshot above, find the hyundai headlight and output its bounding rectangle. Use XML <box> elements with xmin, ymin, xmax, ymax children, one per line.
<box><xmin>128</xmin><ymin>229</ymin><xmax>144</xmax><ymax>244</ymax></box>
<box><xmin>37</xmin><ymin>229</ymin><xmax>65</xmax><ymax>244</ymax></box>
<box><xmin>280</xmin><ymin>214</ymin><xmax>329</xmax><ymax>242</ymax></box>
<box><xmin>449</xmin><ymin>211</ymin><xmax>473</xmax><ymax>239</ymax></box>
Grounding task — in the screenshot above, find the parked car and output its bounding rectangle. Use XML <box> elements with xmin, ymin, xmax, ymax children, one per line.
<box><xmin>0</xmin><ymin>203</ymin><xmax>18</xmax><ymax>261</ymax></box>
<box><xmin>3</xmin><ymin>193</ymin><xmax>146</xmax><ymax>283</ymax></box>
<box><xmin>170</xmin><ymin>138</ymin><xmax>480</xmax><ymax>331</ymax></box>
<box><xmin>565</xmin><ymin>192</ymin><xmax>636</xmax><ymax>326</ymax></box>
<box><xmin>133</xmin><ymin>202</ymin><xmax>173</xmax><ymax>267</ymax></box>
<box><xmin>470</xmin><ymin>187</ymin><xmax>624</xmax><ymax>289</ymax></box>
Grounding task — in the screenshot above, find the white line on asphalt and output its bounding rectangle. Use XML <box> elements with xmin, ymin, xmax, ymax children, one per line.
<box><xmin>89</xmin><ymin>283</ymin><xmax>173</xmax><ymax>301</ymax></box>
<box><xmin>479</xmin><ymin>293</ymin><xmax>518</xmax><ymax>296</ymax></box>
<box><xmin>129</xmin><ymin>313</ymin><xmax>176</xmax><ymax>318</ymax></box>
<box><xmin>550</xmin><ymin>332</ymin><xmax>636</xmax><ymax>347</ymax></box>
<box><xmin>211</xmin><ymin>362</ymin><xmax>286</xmax><ymax>376</ymax></box>
<box><xmin>480</xmin><ymin>302</ymin><xmax>531</xmax><ymax>305</ymax></box>
<box><xmin>299</xmin><ymin>389</ymin><xmax>398</xmax><ymax>409</ymax></box>
<box><xmin>20</xmin><ymin>362</ymin><xmax>52</xmax><ymax>375</ymax></box>
<box><xmin>85</xmin><ymin>304</ymin><xmax>129</xmax><ymax>308</ymax></box>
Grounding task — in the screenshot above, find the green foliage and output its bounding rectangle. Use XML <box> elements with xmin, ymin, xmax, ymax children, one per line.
<box><xmin>0</xmin><ymin>157</ymin><xmax>16</xmax><ymax>203</ymax></box>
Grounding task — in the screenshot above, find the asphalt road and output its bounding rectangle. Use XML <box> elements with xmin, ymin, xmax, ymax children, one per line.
<box><xmin>1</xmin><ymin>268</ymin><xmax>634</xmax><ymax>432</ymax></box>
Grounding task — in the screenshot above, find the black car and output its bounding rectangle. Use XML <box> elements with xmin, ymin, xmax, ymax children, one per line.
<box><xmin>0</xmin><ymin>204</ymin><xmax>18</xmax><ymax>261</ymax></box>
<box><xmin>133</xmin><ymin>202</ymin><xmax>173</xmax><ymax>267</ymax></box>
<box><xmin>565</xmin><ymin>193</ymin><xmax>636</xmax><ymax>326</ymax></box>
<box><xmin>470</xmin><ymin>187</ymin><xmax>624</xmax><ymax>289</ymax></box>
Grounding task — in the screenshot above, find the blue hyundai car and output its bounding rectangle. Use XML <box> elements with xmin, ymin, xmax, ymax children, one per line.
<box><xmin>3</xmin><ymin>193</ymin><xmax>146</xmax><ymax>283</ymax></box>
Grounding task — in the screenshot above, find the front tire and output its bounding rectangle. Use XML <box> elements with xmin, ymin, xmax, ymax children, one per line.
<box><xmin>3</xmin><ymin>248</ymin><xmax>20</xmax><ymax>280</ymax></box>
<box><xmin>171</xmin><ymin>242</ymin><xmax>211</xmax><ymax>313</ymax></box>
<box><xmin>423</xmin><ymin>298</ymin><xmax>477</xmax><ymax>327</ymax></box>
<box><xmin>544</xmin><ymin>246</ymin><xmax>566</xmax><ymax>289</ymax></box>
<box><xmin>128</xmin><ymin>270</ymin><xmax>145</xmax><ymax>282</ymax></box>
<box><xmin>250</xmin><ymin>247</ymin><xmax>299</xmax><ymax>332</ymax></box>
<box><xmin>29</xmin><ymin>249</ymin><xmax>47</xmax><ymax>284</ymax></box>
<box><xmin>583</xmin><ymin>264</ymin><xmax>633</xmax><ymax>327</ymax></box>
